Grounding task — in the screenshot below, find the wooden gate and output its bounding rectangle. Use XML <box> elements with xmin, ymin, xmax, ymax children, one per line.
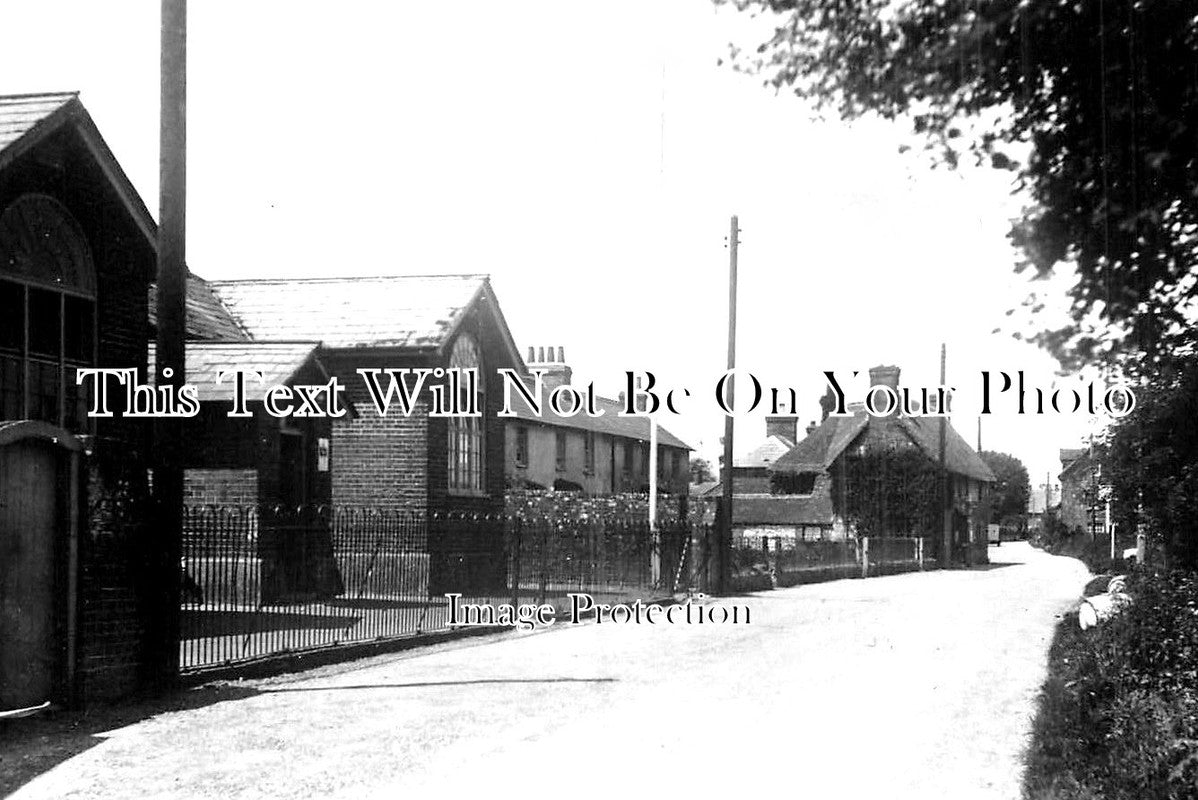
<box><xmin>0</xmin><ymin>421</ymin><xmax>81</xmax><ymax>710</ymax></box>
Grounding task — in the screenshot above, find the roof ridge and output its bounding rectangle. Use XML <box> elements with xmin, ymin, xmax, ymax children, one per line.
<box><xmin>149</xmin><ymin>339</ymin><xmax>322</xmax><ymax>347</ymax></box>
<box><xmin>207</xmin><ymin>273</ymin><xmax>491</xmax><ymax>285</ymax></box>
<box><xmin>0</xmin><ymin>90</ymin><xmax>79</xmax><ymax>102</ymax></box>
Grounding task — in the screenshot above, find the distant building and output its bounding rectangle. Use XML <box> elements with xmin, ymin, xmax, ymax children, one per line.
<box><xmin>503</xmin><ymin>346</ymin><xmax>690</xmax><ymax>495</ymax></box>
<box><xmin>1058</xmin><ymin>447</ymin><xmax>1099</xmax><ymax>534</ymax></box>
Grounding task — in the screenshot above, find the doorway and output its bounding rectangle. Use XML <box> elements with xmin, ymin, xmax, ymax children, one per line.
<box><xmin>0</xmin><ymin>422</ymin><xmax>80</xmax><ymax>709</ymax></box>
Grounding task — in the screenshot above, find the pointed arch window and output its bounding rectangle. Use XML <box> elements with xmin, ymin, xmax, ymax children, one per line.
<box><xmin>0</xmin><ymin>194</ymin><xmax>96</xmax><ymax>430</ymax></box>
<box><xmin>447</xmin><ymin>332</ymin><xmax>485</xmax><ymax>494</ymax></box>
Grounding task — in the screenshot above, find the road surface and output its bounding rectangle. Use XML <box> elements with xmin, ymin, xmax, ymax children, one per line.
<box><xmin>8</xmin><ymin>542</ymin><xmax>1088</xmax><ymax>800</ymax></box>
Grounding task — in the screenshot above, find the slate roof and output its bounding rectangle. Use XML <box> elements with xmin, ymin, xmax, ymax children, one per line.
<box><xmin>731</xmin><ymin>494</ymin><xmax>834</xmax><ymax>526</ymax></box>
<box><xmin>772</xmin><ymin>412</ymin><xmax>869</xmax><ymax>473</ymax></box>
<box><xmin>505</xmin><ymin>390</ymin><xmax>691</xmax><ymax>450</ymax></box>
<box><xmin>0</xmin><ymin>92</ymin><xmax>76</xmax><ymax>154</ymax></box>
<box><xmin>149</xmin><ymin>274</ymin><xmax>248</xmax><ymax>341</ymax></box>
<box><xmin>773</xmin><ymin>407</ymin><xmax>995</xmax><ymax>482</ymax></box>
<box><xmin>206</xmin><ymin>275</ymin><xmax>492</xmax><ymax>351</ymax></box>
<box><xmin>147</xmin><ymin>341</ymin><xmax>323</xmax><ymax>402</ymax></box>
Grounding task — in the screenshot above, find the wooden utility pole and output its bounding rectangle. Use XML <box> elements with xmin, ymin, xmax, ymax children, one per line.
<box><xmin>718</xmin><ymin>216</ymin><xmax>739</xmax><ymax>595</ymax></box>
<box><xmin>939</xmin><ymin>344</ymin><xmax>951</xmax><ymax>568</ymax></box>
<box><xmin>153</xmin><ymin>0</ymin><xmax>187</xmax><ymax>685</ymax></box>
<box><xmin>649</xmin><ymin>416</ymin><xmax>659</xmax><ymax>587</ymax></box>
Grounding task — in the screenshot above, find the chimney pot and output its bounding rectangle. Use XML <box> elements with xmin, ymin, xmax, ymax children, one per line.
<box><xmin>558</xmin><ymin>346</ymin><xmax>565</xmax><ymax>362</ymax></box>
<box><xmin>806</xmin><ymin>421</ymin><xmax>817</xmax><ymax>435</ymax></box>
<box><xmin>527</xmin><ymin>346</ymin><xmax>535</xmax><ymax>362</ymax></box>
<box><xmin>538</xmin><ymin>346</ymin><xmax>545</xmax><ymax>362</ymax></box>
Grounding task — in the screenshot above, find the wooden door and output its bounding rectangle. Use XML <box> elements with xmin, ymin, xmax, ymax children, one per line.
<box><xmin>0</xmin><ymin>440</ymin><xmax>61</xmax><ymax>709</ymax></box>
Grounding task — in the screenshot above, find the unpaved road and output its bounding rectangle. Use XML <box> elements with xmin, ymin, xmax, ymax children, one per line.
<box><xmin>7</xmin><ymin>542</ymin><xmax>1088</xmax><ymax>800</ymax></box>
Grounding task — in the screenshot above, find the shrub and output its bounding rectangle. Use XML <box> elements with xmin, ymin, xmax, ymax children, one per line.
<box><xmin>1025</xmin><ymin>570</ymin><xmax>1198</xmax><ymax>800</ymax></box>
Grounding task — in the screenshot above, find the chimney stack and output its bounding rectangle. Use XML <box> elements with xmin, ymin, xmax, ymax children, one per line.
<box><xmin>868</xmin><ymin>364</ymin><xmax>901</xmax><ymax>417</ymax></box>
<box><xmin>527</xmin><ymin>344</ymin><xmax>573</xmax><ymax>392</ymax></box>
<box><xmin>765</xmin><ymin>416</ymin><xmax>798</xmax><ymax>445</ymax></box>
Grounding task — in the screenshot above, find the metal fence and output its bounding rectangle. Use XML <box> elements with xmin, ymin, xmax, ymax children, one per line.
<box><xmin>730</xmin><ymin>534</ymin><xmax>926</xmax><ymax>591</ymax></box>
<box><xmin>180</xmin><ymin>506</ymin><xmax>705</xmax><ymax>673</ymax></box>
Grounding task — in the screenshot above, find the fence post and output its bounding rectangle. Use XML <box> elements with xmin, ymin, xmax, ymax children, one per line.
<box><xmin>861</xmin><ymin>537</ymin><xmax>870</xmax><ymax>579</ymax></box>
<box><xmin>511</xmin><ymin>516</ymin><xmax>521</xmax><ymax>610</ymax></box>
<box><xmin>917</xmin><ymin>537</ymin><xmax>924</xmax><ymax>570</ymax></box>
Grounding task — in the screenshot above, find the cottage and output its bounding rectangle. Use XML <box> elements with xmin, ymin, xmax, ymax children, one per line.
<box><xmin>0</xmin><ymin>92</ymin><xmax>162</xmax><ymax>707</ymax></box>
<box><xmin>503</xmin><ymin>346</ymin><xmax>690</xmax><ymax>495</ymax></box>
<box><xmin>770</xmin><ymin>365</ymin><xmax>996</xmax><ymax>564</ymax></box>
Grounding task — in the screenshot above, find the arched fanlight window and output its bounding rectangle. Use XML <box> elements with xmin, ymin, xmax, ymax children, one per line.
<box><xmin>0</xmin><ymin>194</ymin><xmax>97</xmax><ymax>430</ymax></box>
<box><xmin>447</xmin><ymin>332</ymin><xmax>485</xmax><ymax>494</ymax></box>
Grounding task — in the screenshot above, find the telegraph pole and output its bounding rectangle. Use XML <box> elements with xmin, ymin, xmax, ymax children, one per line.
<box><xmin>649</xmin><ymin>416</ymin><xmax>659</xmax><ymax>586</ymax></box>
<box><xmin>718</xmin><ymin>216</ymin><xmax>739</xmax><ymax>594</ymax></box>
<box><xmin>939</xmin><ymin>344</ymin><xmax>950</xmax><ymax>567</ymax></box>
<box><xmin>153</xmin><ymin>0</ymin><xmax>187</xmax><ymax>686</ymax></box>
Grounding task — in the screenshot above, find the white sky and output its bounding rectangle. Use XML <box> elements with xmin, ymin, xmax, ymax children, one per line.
<box><xmin>0</xmin><ymin>0</ymin><xmax>1114</xmax><ymax>491</ymax></box>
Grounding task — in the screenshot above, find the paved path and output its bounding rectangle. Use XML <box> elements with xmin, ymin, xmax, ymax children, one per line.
<box><xmin>9</xmin><ymin>542</ymin><xmax>1088</xmax><ymax>800</ymax></box>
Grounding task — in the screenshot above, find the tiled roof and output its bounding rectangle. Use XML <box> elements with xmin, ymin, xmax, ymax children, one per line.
<box><xmin>1059</xmin><ymin>449</ymin><xmax>1095</xmax><ymax>481</ymax></box>
<box><xmin>732</xmin><ymin>494</ymin><xmax>834</xmax><ymax>526</ymax></box>
<box><xmin>505</xmin><ymin>390</ymin><xmax>691</xmax><ymax>450</ymax></box>
<box><xmin>1059</xmin><ymin>448</ymin><xmax>1087</xmax><ymax>467</ymax></box>
<box><xmin>772</xmin><ymin>408</ymin><xmax>995</xmax><ymax>482</ymax></box>
<box><xmin>899</xmin><ymin>415</ymin><xmax>996</xmax><ymax>482</ymax></box>
<box><xmin>147</xmin><ymin>341</ymin><xmax>322</xmax><ymax>402</ymax></box>
<box><xmin>149</xmin><ymin>274</ymin><xmax>248</xmax><ymax>341</ymax></box>
<box><xmin>689</xmin><ymin>481</ymin><xmax>719</xmax><ymax>497</ymax></box>
<box><xmin>772</xmin><ymin>413</ymin><xmax>868</xmax><ymax>473</ymax></box>
<box><xmin>0</xmin><ymin>92</ymin><xmax>76</xmax><ymax>155</ymax></box>
<box><xmin>735</xmin><ymin>435</ymin><xmax>797</xmax><ymax>469</ymax></box>
<box><xmin>207</xmin><ymin>275</ymin><xmax>491</xmax><ymax>350</ymax></box>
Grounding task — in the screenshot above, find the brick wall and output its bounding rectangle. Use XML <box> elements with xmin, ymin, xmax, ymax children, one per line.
<box><xmin>328</xmin><ymin>354</ymin><xmax>430</xmax><ymax>510</ymax></box>
<box><xmin>184</xmin><ymin>468</ymin><xmax>258</xmax><ymax>506</ymax></box>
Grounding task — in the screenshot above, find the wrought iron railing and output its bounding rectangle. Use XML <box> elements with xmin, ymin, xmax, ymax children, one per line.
<box><xmin>179</xmin><ymin>506</ymin><xmax>704</xmax><ymax>672</ymax></box>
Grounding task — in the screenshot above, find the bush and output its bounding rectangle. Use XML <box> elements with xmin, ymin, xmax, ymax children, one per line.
<box><xmin>1025</xmin><ymin>570</ymin><xmax>1198</xmax><ymax>800</ymax></box>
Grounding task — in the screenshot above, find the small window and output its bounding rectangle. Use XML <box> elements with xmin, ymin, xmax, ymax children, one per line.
<box><xmin>514</xmin><ymin>425</ymin><xmax>529</xmax><ymax>467</ymax></box>
<box><xmin>623</xmin><ymin>441</ymin><xmax>634</xmax><ymax>474</ymax></box>
<box><xmin>584</xmin><ymin>431</ymin><xmax>595</xmax><ymax>474</ymax></box>
<box><xmin>555</xmin><ymin>430</ymin><xmax>567</xmax><ymax>472</ymax></box>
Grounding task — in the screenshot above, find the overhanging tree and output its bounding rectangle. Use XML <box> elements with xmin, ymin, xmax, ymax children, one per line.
<box><xmin>716</xmin><ymin>0</ymin><xmax>1198</xmax><ymax>368</ymax></box>
<box><xmin>1105</xmin><ymin>356</ymin><xmax>1198</xmax><ymax>570</ymax></box>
